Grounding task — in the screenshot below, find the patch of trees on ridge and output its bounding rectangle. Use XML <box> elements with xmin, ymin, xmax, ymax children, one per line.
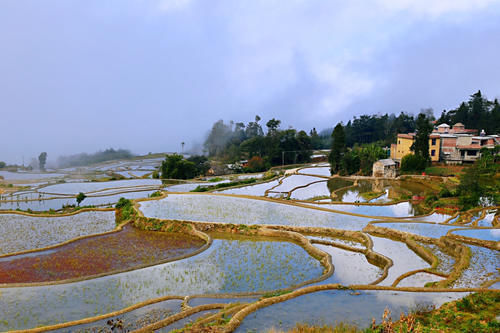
<box><xmin>203</xmin><ymin>116</ymin><xmax>325</xmax><ymax>167</ymax></box>
<box><xmin>57</xmin><ymin>148</ymin><xmax>134</xmax><ymax>168</ymax></box>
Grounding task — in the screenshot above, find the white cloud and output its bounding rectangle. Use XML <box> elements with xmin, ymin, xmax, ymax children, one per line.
<box><xmin>376</xmin><ymin>0</ymin><xmax>499</xmax><ymax>18</ymax></box>
<box><xmin>157</xmin><ymin>0</ymin><xmax>193</xmax><ymax>12</ymax></box>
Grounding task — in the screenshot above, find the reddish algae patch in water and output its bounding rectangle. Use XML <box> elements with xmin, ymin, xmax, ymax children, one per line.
<box><xmin>0</xmin><ymin>224</ymin><xmax>205</xmax><ymax>284</ymax></box>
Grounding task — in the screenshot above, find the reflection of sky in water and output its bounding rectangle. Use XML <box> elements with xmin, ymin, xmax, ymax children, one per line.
<box><xmin>310</xmin><ymin>244</ymin><xmax>382</xmax><ymax>285</ymax></box>
<box><xmin>236</xmin><ymin>290</ymin><xmax>467</xmax><ymax>332</ymax></box>
<box><xmin>476</xmin><ymin>212</ymin><xmax>496</xmax><ymax>227</ymax></box>
<box><xmin>451</xmin><ymin>228</ymin><xmax>500</xmax><ymax>241</ymax></box>
<box><xmin>0</xmin><ymin>211</ymin><xmax>115</xmax><ymax>255</ymax></box>
<box><xmin>51</xmin><ymin>299</ymin><xmax>182</xmax><ymax>333</ymax></box>
<box><xmin>0</xmin><ymin>237</ymin><xmax>321</xmax><ymax>331</ymax></box>
<box><xmin>298</xmin><ymin>167</ymin><xmax>331</xmax><ymax>177</ymax></box>
<box><xmin>272</xmin><ymin>175</ymin><xmax>325</xmax><ymax>193</ymax></box>
<box><xmin>140</xmin><ymin>194</ymin><xmax>371</xmax><ymax>230</ymax></box>
<box><xmin>374</xmin><ymin>222</ymin><xmax>463</xmax><ymax>238</ymax></box>
<box><xmin>39</xmin><ymin>179</ymin><xmax>162</xmax><ymax>195</ymax></box>
<box><xmin>304</xmin><ymin>201</ymin><xmax>416</xmax><ymax>218</ymax></box>
<box><xmin>370</xmin><ymin>236</ymin><xmax>429</xmax><ymax>286</ymax></box>
<box><xmin>0</xmin><ymin>190</ymin><xmax>156</xmax><ymax>211</ymax></box>
<box><xmin>290</xmin><ymin>181</ymin><xmax>329</xmax><ymax>200</ymax></box>
<box><xmin>397</xmin><ymin>272</ymin><xmax>445</xmax><ymax>287</ymax></box>
<box><xmin>218</xmin><ymin>179</ymin><xmax>280</xmax><ymax>196</ymax></box>
<box><xmin>453</xmin><ymin>245</ymin><xmax>500</xmax><ymax>288</ymax></box>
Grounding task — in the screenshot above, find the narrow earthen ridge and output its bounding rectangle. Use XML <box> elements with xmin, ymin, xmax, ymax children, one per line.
<box><xmin>193</xmin><ymin>303</ymin><xmax>250</xmax><ymax>327</ymax></box>
<box><xmin>287</xmin><ymin>179</ymin><xmax>327</xmax><ymax>199</ymax></box>
<box><xmin>0</xmin><ymin>206</ymin><xmax>114</xmax><ymax>217</ymax></box>
<box><xmin>434</xmin><ymin>237</ymin><xmax>471</xmax><ymax>288</ymax></box>
<box><xmin>362</xmin><ymin>223</ymin><xmax>470</xmax><ymax>288</ymax></box>
<box><xmin>131</xmin><ymin>303</ymin><xmax>228</xmax><ymax>333</ymax></box>
<box><xmin>446</xmin><ymin>227</ymin><xmax>500</xmax><ymax>251</ymax></box>
<box><xmin>7</xmin><ymin>296</ymin><xmax>185</xmax><ymax>333</ymax></box>
<box><xmin>212</xmin><ymin>175</ymin><xmax>280</xmax><ymax>193</ymax></box>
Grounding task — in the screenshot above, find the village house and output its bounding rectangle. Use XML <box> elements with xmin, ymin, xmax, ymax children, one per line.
<box><xmin>391</xmin><ymin>123</ymin><xmax>499</xmax><ymax>164</ymax></box>
<box><xmin>390</xmin><ymin>133</ymin><xmax>440</xmax><ymax>162</ymax></box>
<box><xmin>372</xmin><ymin>159</ymin><xmax>397</xmax><ymax>178</ymax></box>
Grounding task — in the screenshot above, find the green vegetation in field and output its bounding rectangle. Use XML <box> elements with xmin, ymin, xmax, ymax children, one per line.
<box><xmin>458</xmin><ymin>147</ymin><xmax>499</xmax><ymax>210</ymax></box>
<box><xmin>76</xmin><ymin>192</ymin><xmax>86</xmax><ymax>206</ymax></box>
<box><xmin>158</xmin><ymin>154</ymin><xmax>210</xmax><ymax>179</ymax></box>
<box><xmin>115</xmin><ymin>197</ymin><xmax>135</xmax><ymax>222</ymax></box>
<box><xmin>191</xmin><ymin>178</ymin><xmax>258</xmax><ymax>192</ymax></box>
<box><xmin>149</xmin><ymin>190</ymin><xmax>163</xmax><ymax>198</ymax></box>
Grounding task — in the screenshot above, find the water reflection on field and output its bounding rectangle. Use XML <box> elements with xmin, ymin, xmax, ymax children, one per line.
<box><xmin>236</xmin><ymin>290</ymin><xmax>467</xmax><ymax>332</ymax></box>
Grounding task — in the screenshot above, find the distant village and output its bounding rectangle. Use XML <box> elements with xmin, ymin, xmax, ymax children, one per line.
<box><xmin>373</xmin><ymin>122</ymin><xmax>499</xmax><ymax>178</ymax></box>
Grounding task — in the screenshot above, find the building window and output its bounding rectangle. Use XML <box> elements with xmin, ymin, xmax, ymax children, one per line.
<box><xmin>431</xmin><ymin>150</ymin><xmax>435</xmax><ymax>157</ymax></box>
<box><xmin>398</xmin><ymin>140</ymin><xmax>400</xmax><ymax>144</ymax></box>
<box><xmin>431</xmin><ymin>138</ymin><xmax>436</xmax><ymax>145</ymax></box>
<box><xmin>468</xmin><ymin>150</ymin><xmax>477</xmax><ymax>156</ymax></box>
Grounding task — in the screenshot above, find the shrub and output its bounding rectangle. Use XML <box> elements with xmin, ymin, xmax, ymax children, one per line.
<box><xmin>149</xmin><ymin>191</ymin><xmax>162</xmax><ymax>198</ymax></box>
<box><xmin>76</xmin><ymin>192</ymin><xmax>86</xmax><ymax>206</ymax></box>
<box><xmin>115</xmin><ymin>197</ymin><xmax>134</xmax><ymax>222</ymax></box>
<box><xmin>400</xmin><ymin>154</ymin><xmax>427</xmax><ymax>173</ymax></box>
<box><xmin>246</xmin><ymin>156</ymin><xmax>266</xmax><ymax>173</ymax></box>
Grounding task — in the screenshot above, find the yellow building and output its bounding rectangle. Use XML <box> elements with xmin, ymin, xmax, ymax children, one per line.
<box><xmin>390</xmin><ymin>133</ymin><xmax>440</xmax><ymax>162</ymax></box>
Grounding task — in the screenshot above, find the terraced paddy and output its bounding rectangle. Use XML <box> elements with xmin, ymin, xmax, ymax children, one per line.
<box><xmin>0</xmin><ymin>224</ymin><xmax>205</xmax><ymax>284</ymax></box>
<box><xmin>0</xmin><ymin>164</ymin><xmax>497</xmax><ymax>332</ymax></box>
<box><xmin>0</xmin><ymin>235</ymin><xmax>323</xmax><ymax>330</ymax></box>
<box><xmin>0</xmin><ymin>210</ymin><xmax>115</xmax><ymax>255</ymax></box>
<box><xmin>139</xmin><ymin>194</ymin><xmax>372</xmax><ymax>230</ymax></box>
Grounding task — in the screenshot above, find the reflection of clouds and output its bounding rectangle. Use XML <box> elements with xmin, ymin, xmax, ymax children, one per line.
<box><xmin>0</xmin><ymin>238</ymin><xmax>322</xmax><ymax>330</ymax></box>
<box><xmin>314</xmin><ymin>244</ymin><xmax>380</xmax><ymax>285</ymax></box>
<box><xmin>371</xmin><ymin>236</ymin><xmax>429</xmax><ymax>286</ymax></box>
<box><xmin>489</xmin><ymin>229</ymin><xmax>500</xmax><ymax>239</ymax></box>
<box><xmin>397</xmin><ymin>272</ymin><xmax>445</xmax><ymax>287</ymax></box>
<box><xmin>273</xmin><ymin>175</ymin><xmax>324</xmax><ymax>192</ymax></box>
<box><xmin>290</xmin><ymin>181</ymin><xmax>329</xmax><ymax>200</ymax></box>
<box><xmin>140</xmin><ymin>195</ymin><xmax>370</xmax><ymax>231</ymax></box>
<box><xmin>389</xmin><ymin>202</ymin><xmax>412</xmax><ymax>217</ymax></box>
<box><xmin>373</xmin><ymin>291</ymin><xmax>467</xmax><ymax>308</ymax></box>
<box><xmin>219</xmin><ymin>179</ymin><xmax>279</xmax><ymax>196</ymax></box>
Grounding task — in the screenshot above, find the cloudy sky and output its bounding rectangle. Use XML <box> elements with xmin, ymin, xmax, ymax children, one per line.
<box><xmin>1</xmin><ymin>0</ymin><xmax>499</xmax><ymax>164</ymax></box>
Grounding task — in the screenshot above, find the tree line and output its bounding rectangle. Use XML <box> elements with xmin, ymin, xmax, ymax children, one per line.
<box><xmin>57</xmin><ymin>148</ymin><xmax>134</xmax><ymax>168</ymax></box>
<box><xmin>437</xmin><ymin>90</ymin><xmax>500</xmax><ymax>134</ymax></box>
<box><xmin>203</xmin><ymin>116</ymin><xmax>326</xmax><ymax>168</ymax></box>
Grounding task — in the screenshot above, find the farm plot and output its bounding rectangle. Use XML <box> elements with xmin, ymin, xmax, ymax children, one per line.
<box><xmin>0</xmin><ymin>224</ymin><xmax>205</xmax><ymax>284</ymax></box>
<box><xmin>0</xmin><ymin>235</ymin><xmax>323</xmax><ymax>331</ymax></box>
<box><xmin>139</xmin><ymin>194</ymin><xmax>372</xmax><ymax>230</ymax></box>
<box><xmin>0</xmin><ymin>211</ymin><xmax>115</xmax><ymax>255</ymax></box>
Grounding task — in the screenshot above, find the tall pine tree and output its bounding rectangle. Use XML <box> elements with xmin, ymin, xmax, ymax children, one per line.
<box><xmin>329</xmin><ymin>123</ymin><xmax>346</xmax><ymax>175</ymax></box>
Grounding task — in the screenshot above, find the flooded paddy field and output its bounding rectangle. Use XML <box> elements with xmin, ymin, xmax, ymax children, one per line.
<box><xmin>0</xmin><ymin>162</ymin><xmax>497</xmax><ymax>332</ymax></box>
<box><xmin>0</xmin><ymin>234</ymin><xmax>323</xmax><ymax>330</ymax></box>
<box><xmin>139</xmin><ymin>194</ymin><xmax>372</xmax><ymax>230</ymax></box>
<box><xmin>0</xmin><ymin>224</ymin><xmax>205</xmax><ymax>284</ymax></box>
<box><xmin>0</xmin><ymin>211</ymin><xmax>115</xmax><ymax>255</ymax></box>
<box><xmin>235</xmin><ymin>290</ymin><xmax>468</xmax><ymax>332</ymax></box>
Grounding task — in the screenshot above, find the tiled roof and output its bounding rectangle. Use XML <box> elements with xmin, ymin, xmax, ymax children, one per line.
<box><xmin>397</xmin><ymin>133</ymin><xmax>414</xmax><ymax>139</ymax></box>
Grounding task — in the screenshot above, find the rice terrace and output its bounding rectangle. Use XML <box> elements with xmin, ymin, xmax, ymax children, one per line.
<box><xmin>0</xmin><ymin>147</ymin><xmax>499</xmax><ymax>332</ymax></box>
<box><xmin>1</xmin><ymin>1</ymin><xmax>500</xmax><ymax>332</ymax></box>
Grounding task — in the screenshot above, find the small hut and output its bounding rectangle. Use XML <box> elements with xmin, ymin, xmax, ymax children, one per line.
<box><xmin>372</xmin><ymin>159</ymin><xmax>397</xmax><ymax>178</ymax></box>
